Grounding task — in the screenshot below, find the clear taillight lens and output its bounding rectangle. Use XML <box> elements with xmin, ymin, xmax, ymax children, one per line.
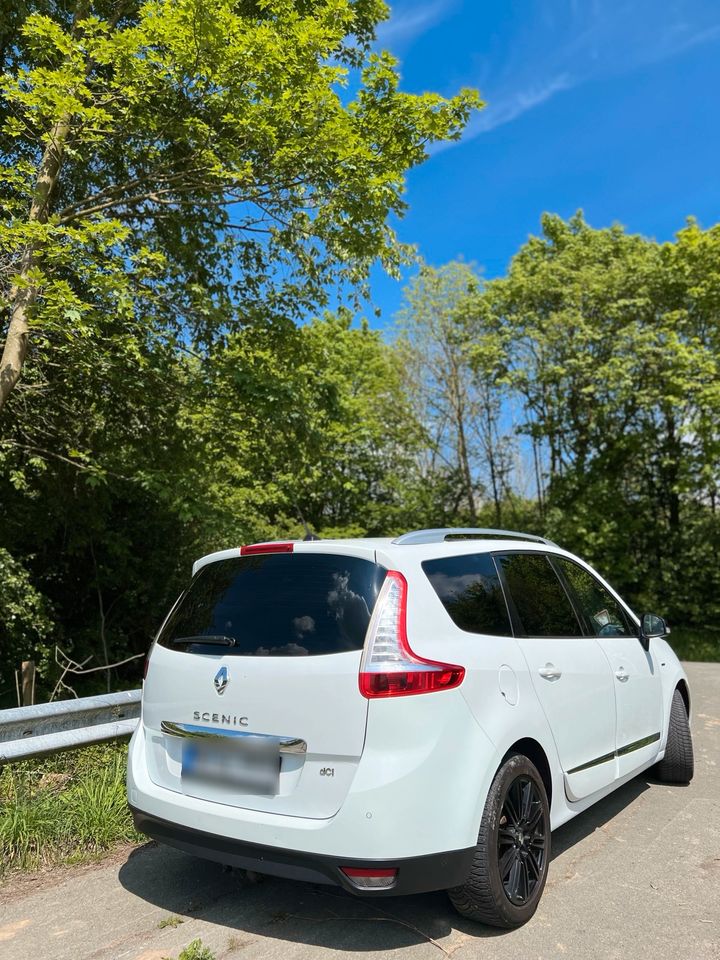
<box><xmin>359</xmin><ymin>571</ymin><xmax>464</xmax><ymax>698</ymax></box>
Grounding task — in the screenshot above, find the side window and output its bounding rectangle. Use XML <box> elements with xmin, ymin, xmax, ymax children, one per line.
<box><xmin>496</xmin><ymin>553</ymin><xmax>583</xmax><ymax>638</ymax></box>
<box><xmin>554</xmin><ymin>558</ymin><xmax>632</xmax><ymax>638</ymax></box>
<box><xmin>422</xmin><ymin>553</ymin><xmax>512</xmax><ymax>636</ymax></box>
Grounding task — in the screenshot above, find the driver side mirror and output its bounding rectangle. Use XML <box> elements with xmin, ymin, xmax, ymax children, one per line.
<box><xmin>639</xmin><ymin>612</ymin><xmax>670</xmax><ymax>650</ymax></box>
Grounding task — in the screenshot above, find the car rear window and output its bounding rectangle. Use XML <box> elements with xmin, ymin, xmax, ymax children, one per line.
<box><xmin>157</xmin><ymin>553</ymin><xmax>386</xmax><ymax>656</ymax></box>
<box><xmin>422</xmin><ymin>553</ymin><xmax>512</xmax><ymax>636</ymax></box>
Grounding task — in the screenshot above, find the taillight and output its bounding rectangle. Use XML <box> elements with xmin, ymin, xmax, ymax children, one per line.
<box><xmin>240</xmin><ymin>542</ymin><xmax>294</xmax><ymax>556</ymax></box>
<box><xmin>359</xmin><ymin>570</ymin><xmax>464</xmax><ymax>698</ymax></box>
<box><xmin>340</xmin><ymin>866</ymin><xmax>398</xmax><ymax>889</ymax></box>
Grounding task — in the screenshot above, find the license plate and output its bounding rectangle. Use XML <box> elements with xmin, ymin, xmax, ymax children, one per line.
<box><xmin>182</xmin><ymin>738</ymin><xmax>280</xmax><ymax>796</ymax></box>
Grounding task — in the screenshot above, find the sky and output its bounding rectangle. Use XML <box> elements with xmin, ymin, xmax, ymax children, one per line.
<box><xmin>366</xmin><ymin>0</ymin><xmax>720</xmax><ymax>325</ymax></box>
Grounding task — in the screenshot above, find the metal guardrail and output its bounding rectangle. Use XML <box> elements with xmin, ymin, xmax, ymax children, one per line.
<box><xmin>0</xmin><ymin>689</ymin><xmax>141</xmax><ymax>764</ymax></box>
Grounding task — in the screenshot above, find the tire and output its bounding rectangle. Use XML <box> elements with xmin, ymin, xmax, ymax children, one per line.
<box><xmin>448</xmin><ymin>754</ymin><xmax>550</xmax><ymax>928</ymax></box>
<box><xmin>654</xmin><ymin>688</ymin><xmax>694</xmax><ymax>784</ymax></box>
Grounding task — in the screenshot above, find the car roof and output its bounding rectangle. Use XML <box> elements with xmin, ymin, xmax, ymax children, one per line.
<box><xmin>192</xmin><ymin>529</ymin><xmax>569</xmax><ymax>576</ymax></box>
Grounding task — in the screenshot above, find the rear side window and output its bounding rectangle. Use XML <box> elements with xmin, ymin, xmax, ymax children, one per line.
<box><xmin>422</xmin><ymin>553</ymin><xmax>512</xmax><ymax>636</ymax></box>
<box><xmin>496</xmin><ymin>553</ymin><xmax>582</xmax><ymax>638</ymax></box>
<box><xmin>157</xmin><ymin>553</ymin><xmax>386</xmax><ymax>656</ymax></box>
<box><xmin>554</xmin><ymin>558</ymin><xmax>633</xmax><ymax>637</ymax></box>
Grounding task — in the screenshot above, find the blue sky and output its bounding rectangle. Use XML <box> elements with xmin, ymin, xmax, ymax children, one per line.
<box><xmin>366</xmin><ymin>0</ymin><xmax>720</xmax><ymax>325</ymax></box>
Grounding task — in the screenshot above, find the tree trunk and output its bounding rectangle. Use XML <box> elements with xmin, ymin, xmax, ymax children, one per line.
<box><xmin>0</xmin><ymin>112</ymin><xmax>73</xmax><ymax>412</ymax></box>
<box><xmin>456</xmin><ymin>404</ymin><xmax>476</xmax><ymax>522</ymax></box>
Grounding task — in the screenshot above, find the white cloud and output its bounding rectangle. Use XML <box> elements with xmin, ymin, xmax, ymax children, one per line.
<box><xmin>376</xmin><ymin>0</ymin><xmax>455</xmax><ymax>48</ymax></box>
<box><xmin>439</xmin><ymin>0</ymin><xmax>720</xmax><ymax>150</ymax></box>
<box><xmin>466</xmin><ymin>74</ymin><xmax>573</xmax><ymax>137</ymax></box>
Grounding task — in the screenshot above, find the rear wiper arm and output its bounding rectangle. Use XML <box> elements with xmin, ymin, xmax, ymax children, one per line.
<box><xmin>171</xmin><ymin>635</ymin><xmax>236</xmax><ymax>646</ymax></box>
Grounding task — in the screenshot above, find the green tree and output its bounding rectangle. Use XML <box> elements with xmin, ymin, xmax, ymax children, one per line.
<box><xmin>485</xmin><ymin>212</ymin><xmax>720</xmax><ymax>623</ymax></box>
<box><xmin>396</xmin><ymin>262</ymin><xmax>485</xmax><ymax>522</ymax></box>
<box><xmin>0</xmin><ymin>0</ymin><xmax>481</xmax><ymax>411</ymax></box>
<box><xmin>0</xmin><ymin>1</ymin><xmax>482</xmax><ymax>700</ymax></box>
<box><xmin>185</xmin><ymin>312</ymin><xmax>428</xmax><ymax>544</ymax></box>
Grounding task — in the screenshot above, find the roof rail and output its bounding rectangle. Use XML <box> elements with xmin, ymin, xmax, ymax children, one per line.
<box><xmin>391</xmin><ymin>528</ymin><xmax>556</xmax><ymax>547</ymax></box>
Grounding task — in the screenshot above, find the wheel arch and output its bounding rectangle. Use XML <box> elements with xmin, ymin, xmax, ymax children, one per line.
<box><xmin>502</xmin><ymin>737</ymin><xmax>553</xmax><ymax>808</ymax></box>
<box><xmin>676</xmin><ymin>678</ymin><xmax>691</xmax><ymax>718</ymax></box>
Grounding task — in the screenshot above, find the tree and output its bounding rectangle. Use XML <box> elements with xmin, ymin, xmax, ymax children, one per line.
<box><xmin>485</xmin><ymin>212</ymin><xmax>720</xmax><ymax>623</ymax></box>
<box><xmin>0</xmin><ymin>0</ymin><xmax>481</xmax><ymax>411</ymax></box>
<box><xmin>185</xmin><ymin>312</ymin><xmax>428</xmax><ymax>543</ymax></box>
<box><xmin>396</xmin><ymin>262</ymin><xmax>485</xmax><ymax>522</ymax></box>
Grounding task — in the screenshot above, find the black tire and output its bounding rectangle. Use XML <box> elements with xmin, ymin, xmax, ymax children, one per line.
<box><xmin>654</xmin><ymin>688</ymin><xmax>694</xmax><ymax>784</ymax></box>
<box><xmin>448</xmin><ymin>754</ymin><xmax>550</xmax><ymax>928</ymax></box>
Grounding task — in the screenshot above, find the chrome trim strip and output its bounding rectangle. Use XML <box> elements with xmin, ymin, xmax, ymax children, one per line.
<box><xmin>617</xmin><ymin>731</ymin><xmax>661</xmax><ymax>757</ymax></box>
<box><xmin>567</xmin><ymin>731</ymin><xmax>661</xmax><ymax>776</ymax></box>
<box><xmin>160</xmin><ymin>721</ymin><xmax>307</xmax><ymax>754</ymax></box>
<box><xmin>566</xmin><ymin>750</ymin><xmax>616</xmax><ymax>775</ymax></box>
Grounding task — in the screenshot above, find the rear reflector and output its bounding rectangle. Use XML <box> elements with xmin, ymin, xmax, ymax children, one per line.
<box><xmin>240</xmin><ymin>542</ymin><xmax>294</xmax><ymax>556</ymax></box>
<box><xmin>359</xmin><ymin>570</ymin><xmax>465</xmax><ymax>698</ymax></box>
<box><xmin>341</xmin><ymin>866</ymin><xmax>398</xmax><ymax>889</ymax></box>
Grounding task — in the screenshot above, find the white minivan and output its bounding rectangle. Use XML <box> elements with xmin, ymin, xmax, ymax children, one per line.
<box><xmin>127</xmin><ymin>528</ymin><xmax>693</xmax><ymax>928</ymax></box>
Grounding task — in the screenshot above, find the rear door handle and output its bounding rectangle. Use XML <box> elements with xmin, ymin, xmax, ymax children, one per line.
<box><xmin>615</xmin><ymin>668</ymin><xmax>629</xmax><ymax>683</ymax></box>
<box><xmin>538</xmin><ymin>663</ymin><xmax>562</xmax><ymax>681</ymax></box>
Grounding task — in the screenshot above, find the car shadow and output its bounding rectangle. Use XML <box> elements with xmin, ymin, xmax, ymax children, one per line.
<box><xmin>118</xmin><ymin>777</ymin><xmax>654</xmax><ymax>951</ymax></box>
<box><xmin>550</xmin><ymin>775</ymin><xmax>650</xmax><ymax>860</ymax></box>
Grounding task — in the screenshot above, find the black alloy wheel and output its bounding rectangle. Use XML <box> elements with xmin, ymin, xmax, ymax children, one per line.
<box><xmin>497</xmin><ymin>775</ymin><xmax>547</xmax><ymax>905</ymax></box>
<box><xmin>448</xmin><ymin>753</ymin><xmax>551</xmax><ymax>928</ymax></box>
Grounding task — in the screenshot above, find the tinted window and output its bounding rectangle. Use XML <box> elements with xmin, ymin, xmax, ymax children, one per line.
<box><xmin>157</xmin><ymin>553</ymin><xmax>385</xmax><ymax>656</ymax></box>
<box><xmin>422</xmin><ymin>553</ymin><xmax>512</xmax><ymax>636</ymax></box>
<box><xmin>555</xmin><ymin>558</ymin><xmax>632</xmax><ymax>637</ymax></box>
<box><xmin>496</xmin><ymin>553</ymin><xmax>582</xmax><ymax>638</ymax></box>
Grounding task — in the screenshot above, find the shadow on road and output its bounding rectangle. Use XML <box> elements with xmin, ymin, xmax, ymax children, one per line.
<box><xmin>118</xmin><ymin>776</ymin><xmax>653</xmax><ymax>951</ymax></box>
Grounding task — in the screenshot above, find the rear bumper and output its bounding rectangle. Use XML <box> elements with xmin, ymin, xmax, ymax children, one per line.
<box><xmin>131</xmin><ymin>805</ymin><xmax>475</xmax><ymax>897</ymax></box>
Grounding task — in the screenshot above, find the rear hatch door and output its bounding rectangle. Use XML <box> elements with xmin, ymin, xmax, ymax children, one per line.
<box><xmin>142</xmin><ymin>544</ymin><xmax>384</xmax><ymax>818</ymax></box>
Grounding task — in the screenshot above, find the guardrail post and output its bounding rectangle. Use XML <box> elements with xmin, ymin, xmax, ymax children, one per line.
<box><xmin>21</xmin><ymin>660</ymin><xmax>36</xmax><ymax>706</ymax></box>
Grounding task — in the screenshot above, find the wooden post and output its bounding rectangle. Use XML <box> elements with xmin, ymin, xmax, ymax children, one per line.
<box><xmin>21</xmin><ymin>660</ymin><xmax>36</xmax><ymax>706</ymax></box>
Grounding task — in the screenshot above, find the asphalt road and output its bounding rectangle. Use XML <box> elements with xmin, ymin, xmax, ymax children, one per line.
<box><xmin>1</xmin><ymin>661</ymin><xmax>718</xmax><ymax>960</ymax></box>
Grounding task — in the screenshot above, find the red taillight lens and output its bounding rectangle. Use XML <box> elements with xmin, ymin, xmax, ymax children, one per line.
<box><xmin>240</xmin><ymin>542</ymin><xmax>294</xmax><ymax>556</ymax></box>
<box><xmin>359</xmin><ymin>571</ymin><xmax>465</xmax><ymax>698</ymax></box>
<box><xmin>341</xmin><ymin>866</ymin><xmax>398</xmax><ymax>889</ymax></box>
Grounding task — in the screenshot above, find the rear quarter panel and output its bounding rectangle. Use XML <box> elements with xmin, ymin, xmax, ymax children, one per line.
<box><xmin>376</xmin><ymin>547</ymin><xmax>565</xmax><ymax>829</ymax></box>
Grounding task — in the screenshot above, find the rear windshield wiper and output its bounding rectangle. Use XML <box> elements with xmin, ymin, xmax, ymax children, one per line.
<box><xmin>171</xmin><ymin>635</ymin><xmax>236</xmax><ymax>646</ymax></box>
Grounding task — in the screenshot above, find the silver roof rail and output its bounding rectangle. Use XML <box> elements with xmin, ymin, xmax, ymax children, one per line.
<box><xmin>391</xmin><ymin>528</ymin><xmax>556</xmax><ymax>547</ymax></box>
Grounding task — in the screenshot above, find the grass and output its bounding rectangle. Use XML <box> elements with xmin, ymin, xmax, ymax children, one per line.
<box><xmin>666</xmin><ymin>626</ymin><xmax>720</xmax><ymax>662</ymax></box>
<box><xmin>175</xmin><ymin>940</ymin><xmax>216</xmax><ymax>960</ymax></box>
<box><xmin>159</xmin><ymin>915</ymin><xmax>185</xmax><ymax>929</ymax></box>
<box><xmin>0</xmin><ymin>741</ymin><xmax>142</xmax><ymax>876</ymax></box>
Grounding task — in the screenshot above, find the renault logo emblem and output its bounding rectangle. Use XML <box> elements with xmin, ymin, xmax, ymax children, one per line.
<box><xmin>214</xmin><ymin>666</ymin><xmax>229</xmax><ymax>695</ymax></box>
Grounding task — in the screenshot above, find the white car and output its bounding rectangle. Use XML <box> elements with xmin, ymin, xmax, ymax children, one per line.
<box><xmin>127</xmin><ymin>528</ymin><xmax>694</xmax><ymax>928</ymax></box>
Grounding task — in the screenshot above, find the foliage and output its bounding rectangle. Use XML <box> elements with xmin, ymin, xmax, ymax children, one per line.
<box><xmin>0</xmin><ymin>311</ymin><xmax>435</xmax><ymax>700</ymax></box>
<box><xmin>396</xmin><ymin>261</ymin><xmax>518</xmax><ymax>524</ymax></box>
<box><xmin>175</xmin><ymin>940</ymin><xmax>216</xmax><ymax>960</ymax></box>
<box><xmin>0</xmin><ymin>741</ymin><xmax>141</xmax><ymax>874</ymax></box>
<box><xmin>0</xmin><ymin>1</ymin><xmax>481</xmax><ymax>701</ymax></box>
<box><xmin>0</xmin><ymin>546</ymin><xmax>55</xmax><ymax>693</ymax></box>
<box><xmin>482</xmin><ymin>213</ymin><xmax>720</xmax><ymax>625</ymax></box>
<box><xmin>0</xmin><ymin>0</ymin><xmax>481</xmax><ymax>408</ymax></box>
<box><xmin>396</xmin><ymin>216</ymin><xmax>720</xmax><ymax>629</ymax></box>
<box><xmin>665</xmin><ymin>627</ymin><xmax>720</xmax><ymax>664</ymax></box>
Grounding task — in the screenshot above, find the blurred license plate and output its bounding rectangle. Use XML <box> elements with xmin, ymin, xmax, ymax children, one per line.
<box><xmin>182</xmin><ymin>738</ymin><xmax>279</xmax><ymax>795</ymax></box>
